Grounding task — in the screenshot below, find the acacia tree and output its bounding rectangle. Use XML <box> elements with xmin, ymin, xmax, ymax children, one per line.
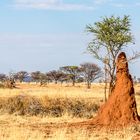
<box><xmin>58</xmin><ymin>73</ymin><xmax>69</xmax><ymax>84</ymax></box>
<box><xmin>31</xmin><ymin>71</ymin><xmax>42</xmax><ymax>83</ymax></box>
<box><xmin>80</xmin><ymin>63</ymin><xmax>102</xmax><ymax>89</ymax></box>
<box><xmin>86</xmin><ymin>15</ymin><xmax>133</xmax><ymax>95</ymax></box>
<box><xmin>31</xmin><ymin>71</ymin><xmax>48</xmax><ymax>85</ymax></box>
<box><xmin>60</xmin><ymin>66</ymin><xmax>81</xmax><ymax>86</ymax></box>
<box><xmin>15</xmin><ymin>71</ymin><xmax>28</xmax><ymax>82</ymax></box>
<box><xmin>47</xmin><ymin>70</ymin><xmax>64</xmax><ymax>84</ymax></box>
<box><xmin>0</xmin><ymin>74</ymin><xmax>7</xmax><ymax>82</ymax></box>
<box><xmin>39</xmin><ymin>73</ymin><xmax>48</xmax><ymax>86</ymax></box>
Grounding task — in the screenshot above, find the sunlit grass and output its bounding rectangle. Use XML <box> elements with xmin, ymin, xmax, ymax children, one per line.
<box><xmin>0</xmin><ymin>113</ymin><xmax>139</xmax><ymax>140</ymax></box>
<box><xmin>0</xmin><ymin>83</ymin><xmax>105</xmax><ymax>99</ymax></box>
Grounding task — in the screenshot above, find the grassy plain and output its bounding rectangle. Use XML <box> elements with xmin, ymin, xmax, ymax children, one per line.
<box><xmin>0</xmin><ymin>83</ymin><xmax>140</xmax><ymax>140</ymax></box>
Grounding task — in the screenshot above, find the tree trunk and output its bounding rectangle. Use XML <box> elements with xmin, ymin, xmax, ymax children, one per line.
<box><xmin>87</xmin><ymin>81</ymin><xmax>91</xmax><ymax>89</ymax></box>
<box><xmin>72</xmin><ymin>80</ymin><xmax>75</xmax><ymax>86</ymax></box>
<box><xmin>108</xmin><ymin>78</ymin><xmax>115</xmax><ymax>97</ymax></box>
<box><xmin>55</xmin><ymin>80</ymin><xmax>57</xmax><ymax>84</ymax></box>
<box><xmin>104</xmin><ymin>63</ymin><xmax>107</xmax><ymax>102</ymax></box>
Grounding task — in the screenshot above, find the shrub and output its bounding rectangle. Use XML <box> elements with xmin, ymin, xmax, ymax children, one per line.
<box><xmin>0</xmin><ymin>95</ymin><xmax>100</xmax><ymax>118</ymax></box>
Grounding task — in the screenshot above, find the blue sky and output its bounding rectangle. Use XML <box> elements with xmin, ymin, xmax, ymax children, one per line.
<box><xmin>0</xmin><ymin>0</ymin><xmax>140</xmax><ymax>77</ymax></box>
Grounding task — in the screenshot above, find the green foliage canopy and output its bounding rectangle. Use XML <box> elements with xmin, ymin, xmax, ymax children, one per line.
<box><xmin>86</xmin><ymin>15</ymin><xmax>133</xmax><ymax>93</ymax></box>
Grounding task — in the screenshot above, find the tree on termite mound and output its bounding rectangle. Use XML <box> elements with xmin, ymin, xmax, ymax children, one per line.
<box><xmin>80</xmin><ymin>62</ymin><xmax>102</xmax><ymax>89</ymax></box>
<box><xmin>86</xmin><ymin>15</ymin><xmax>133</xmax><ymax>95</ymax></box>
<box><xmin>60</xmin><ymin>66</ymin><xmax>81</xmax><ymax>86</ymax></box>
<box><xmin>92</xmin><ymin>52</ymin><xmax>140</xmax><ymax>126</ymax></box>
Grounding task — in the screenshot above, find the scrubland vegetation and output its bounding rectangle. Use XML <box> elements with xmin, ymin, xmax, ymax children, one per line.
<box><xmin>0</xmin><ymin>83</ymin><xmax>140</xmax><ymax>139</ymax></box>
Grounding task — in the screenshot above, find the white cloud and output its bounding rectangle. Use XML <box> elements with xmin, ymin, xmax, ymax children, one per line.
<box><xmin>93</xmin><ymin>0</ymin><xmax>112</xmax><ymax>5</ymax></box>
<box><xmin>13</xmin><ymin>0</ymin><xmax>95</xmax><ymax>11</ymax></box>
<box><xmin>111</xmin><ymin>3</ymin><xmax>127</xmax><ymax>8</ymax></box>
<box><xmin>112</xmin><ymin>2</ymin><xmax>140</xmax><ymax>8</ymax></box>
<box><xmin>11</xmin><ymin>0</ymin><xmax>140</xmax><ymax>11</ymax></box>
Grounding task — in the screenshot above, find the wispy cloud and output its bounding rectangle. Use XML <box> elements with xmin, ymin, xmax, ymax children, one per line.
<box><xmin>13</xmin><ymin>0</ymin><xmax>95</xmax><ymax>11</ymax></box>
<box><xmin>112</xmin><ymin>1</ymin><xmax>140</xmax><ymax>8</ymax></box>
<box><xmin>112</xmin><ymin>3</ymin><xmax>127</xmax><ymax>8</ymax></box>
<box><xmin>12</xmin><ymin>0</ymin><xmax>140</xmax><ymax>12</ymax></box>
<box><xmin>93</xmin><ymin>0</ymin><xmax>112</xmax><ymax>5</ymax></box>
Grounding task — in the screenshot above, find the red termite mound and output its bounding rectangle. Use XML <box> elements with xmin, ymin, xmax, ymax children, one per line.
<box><xmin>93</xmin><ymin>52</ymin><xmax>140</xmax><ymax>126</ymax></box>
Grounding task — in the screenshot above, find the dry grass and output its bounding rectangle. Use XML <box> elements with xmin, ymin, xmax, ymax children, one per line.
<box><xmin>0</xmin><ymin>113</ymin><xmax>140</xmax><ymax>140</ymax></box>
<box><xmin>0</xmin><ymin>83</ymin><xmax>105</xmax><ymax>99</ymax></box>
<box><xmin>0</xmin><ymin>95</ymin><xmax>99</xmax><ymax>118</ymax></box>
<box><xmin>0</xmin><ymin>83</ymin><xmax>140</xmax><ymax>139</ymax></box>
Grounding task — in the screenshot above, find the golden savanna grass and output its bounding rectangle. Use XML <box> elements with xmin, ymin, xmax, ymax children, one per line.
<box><xmin>0</xmin><ymin>83</ymin><xmax>140</xmax><ymax>139</ymax></box>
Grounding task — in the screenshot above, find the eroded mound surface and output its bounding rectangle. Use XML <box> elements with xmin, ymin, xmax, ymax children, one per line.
<box><xmin>92</xmin><ymin>52</ymin><xmax>140</xmax><ymax>127</ymax></box>
<box><xmin>71</xmin><ymin>52</ymin><xmax>140</xmax><ymax>129</ymax></box>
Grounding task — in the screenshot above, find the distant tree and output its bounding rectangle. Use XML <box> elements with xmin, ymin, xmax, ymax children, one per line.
<box><xmin>31</xmin><ymin>71</ymin><xmax>42</xmax><ymax>83</ymax></box>
<box><xmin>60</xmin><ymin>66</ymin><xmax>81</xmax><ymax>86</ymax></box>
<box><xmin>46</xmin><ymin>73</ymin><xmax>52</xmax><ymax>84</ymax></box>
<box><xmin>58</xmin><ymin>73</ymin><xmax>69</xmax><ymax>84</ymax></box>
<box><xmin>0</xmin><ymin>74</ymin><xmax>7</xmax><ymax>82</ymax></box>
<box><xmin>77</xmin><ymin>76</ymin><xmax>84</xmax><ymax>83</ymax></box>
<box><xmin>137</xmin><ymin>78</ymin><xmax>140</xmax><ymax>83</ymax></box>
<box><xmin>133</xmin><ymin>76</ymin><xmax>137</xmax><ymax>84</ymax></box>
<box><xmin>31</xmin><ymin>71</ymin><xmax>50</xmax><ymax>85</ymax></box>
<box><xmin>86</xmin><ymin>15</ymin><xmax>133</xmax><ymax>95</ymax></box>
<box><xmin>47</xmin><ymin>70</ymin><xmax>65</xmax><ymax>84</ymax></box>
<box><xmin>80</xmin><ymin>62</ymin><xmax>102</xmax><ymax>89</ymax></box>
<box><xmin>3</xmin><ymin>72</ymin><xmax>16</xmax><ymax>88</ymax></box>
<box><xmin>39</xmin><ymin>73</ymin><xmax>48</xmax><ymax>86</ymax></box>
<box><xmin>14</xmin><ymin>71</ymin><xmax>28</xmax><ymax>82</ymax></box>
